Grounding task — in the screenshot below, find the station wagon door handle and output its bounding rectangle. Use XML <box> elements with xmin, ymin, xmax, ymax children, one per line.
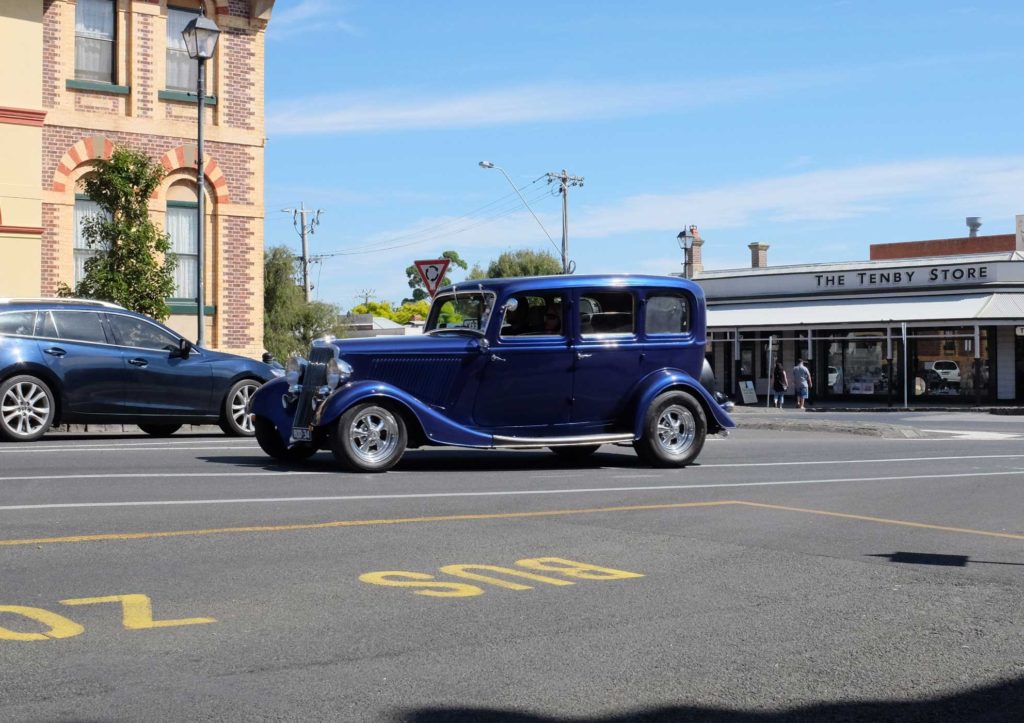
<box><xmin>128</xmin><ymin>358</ymin><xmax>149</xmax><ymax>368</ymax></box>
<box><xmin>490</xmin><ymin>354</ymin><xmax>507</xmax><ymax>362</ymax></box>
<box><xmin>576</xmin><ymin>352</ymin><xmax>593</xmax><ymax>360</ymax></box>
<box><xmin>43</xmin><ymin>347</ymin><xmax>67</xmax><ymax>358</ymax></box>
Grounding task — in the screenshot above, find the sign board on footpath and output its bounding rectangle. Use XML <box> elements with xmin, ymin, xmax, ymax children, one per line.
<box><xmin>414</xmin><ymin>259</ymin><xmax>451</xmax><ymax>298</ymax></box>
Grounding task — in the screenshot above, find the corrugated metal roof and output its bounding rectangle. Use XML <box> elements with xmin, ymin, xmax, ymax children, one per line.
<box><xmin>707</xmin><ymin>293</ymin><xmax>1024</xmax><ymax>329</ymax></box>
<box><xmin>695</xmin><ymin>252</ymin><xmax>1023</xmax><ymax>279</ymax></box>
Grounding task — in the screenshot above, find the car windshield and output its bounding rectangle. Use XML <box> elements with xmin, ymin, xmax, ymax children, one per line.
<box><xmin>424</xmin><ymin>291</ymin><xmax>494</xmax><ymax>335</ymax></box>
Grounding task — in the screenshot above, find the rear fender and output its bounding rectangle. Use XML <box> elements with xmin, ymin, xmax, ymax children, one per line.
<box><xmin>632</xmin><ymin>370</ymin><xmax>736</xmax><ymax>437</ymax></box>
<box><xmin>313</xmin><ymin>380</ymin><xmax>493</xmax><ymax>448</ymax></box>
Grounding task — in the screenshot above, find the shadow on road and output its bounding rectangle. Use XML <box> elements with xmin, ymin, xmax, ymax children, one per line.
<box><xmin>869</xmin><ymin>551</ymin><xmax>1024</xmax><ymax>568</ymax></box>
<box><xmin>397</xmin><ymin>675</ymin><xmax>1024</xmax><ymax>722</ymax></box>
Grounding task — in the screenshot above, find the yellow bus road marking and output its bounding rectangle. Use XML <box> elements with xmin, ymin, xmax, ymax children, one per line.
<box><xmin>0</xmin><ymin>501</ymin><xmax>733</xmax><ymax>547</ymax></box>
<box><xmin>733</xmin><ymin>501</ymin><xmax>1024</xmax><ymax>541</ymax></box>
<box><xmin>1</xmin><ymin>498</ymin><xmax>1021</xmax><ymax>548</ymax></box>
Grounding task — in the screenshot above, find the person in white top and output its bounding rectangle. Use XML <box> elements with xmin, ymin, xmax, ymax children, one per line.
<box><xmin>792</xmin><ymin>358</ymin><xmax>812</xmax><ymax>410</ymax></box>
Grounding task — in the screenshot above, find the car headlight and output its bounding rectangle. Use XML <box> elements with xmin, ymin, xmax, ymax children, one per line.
<box><xmin>285</xmin><ymin>355</ymin><xmax>306</xmax><ymax>385</ymax></box>
<box><xmin>325</xmin><ymin>357</ymin><xmax>353</xmax><ymax>389</ymax></box>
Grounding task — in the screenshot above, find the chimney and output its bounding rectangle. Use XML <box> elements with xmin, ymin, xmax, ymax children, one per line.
<box><xmin>966</xmin><ymin>217</ymin><xmax>982</xmax><ymax>238</ymax></box>
<box><xmin>690</xmin><ymin>225</ymin><xmax>704</xmax><ymax>277</ymax></box>
<box><xmin>748</xmin><ymin>242</ymin><xmax>769</xmax><ymax>269</ymax></box>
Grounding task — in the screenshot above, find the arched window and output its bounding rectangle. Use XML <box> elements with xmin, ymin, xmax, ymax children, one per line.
<box><xmin>166</xmin><ymin>182</ymin><xmax>199</xmax><ymax>299</ymax></box>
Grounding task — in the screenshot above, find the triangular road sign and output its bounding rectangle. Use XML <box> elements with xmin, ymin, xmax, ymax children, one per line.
<box><xmin>414</xmin><ymin>259</ymin><xmax>451</xmax><ymax>297</ymax></box>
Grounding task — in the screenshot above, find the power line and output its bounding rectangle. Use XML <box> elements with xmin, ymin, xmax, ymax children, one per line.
<box><xmin>281</xmin><ymin>202</ymin><xmax>323</xmax><ymax>302</ymax></box>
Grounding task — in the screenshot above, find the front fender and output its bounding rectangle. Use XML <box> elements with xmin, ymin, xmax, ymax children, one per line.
<box><xmin>249</xmin><ymin>377</ymin><xmax>295</xmax><ymax>445</ymax></box>
<box><xmin>632</xmin><ymin>369</ymin><xmax>736</xmax><ymax>437</ymax></box>
<box><xmin>313</xmin><ymin>380</ymin><xmax>494</xmax><ymax>448</ymax></box>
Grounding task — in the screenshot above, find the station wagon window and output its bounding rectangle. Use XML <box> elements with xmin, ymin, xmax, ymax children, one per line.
<box><xmin>645</xmin><ymin>294</ymin><xmax>689</xmax><ymax>334</ymax></box>
<box><xmin>35</xmin><ymin>311</ymin><xmax>58</xmax><ymax>339</ymax></box>
<box><xmin>51</xmin><ymin>310</ymin><xmax>107</xmax><ymax>344</ymax></box>
<box><xmin>425</xmin><ymin>292</ymin><xmax>494</xmax><ymax>334</ymax></box>
<box><xmin>500</xmin><ymin>294</ymin><xmax>564</xmax><ymax>337</ymax></box>
<box><xmin>0</xmin><ymin>311</ymin><xmax>36</xmax><ymax>337</ymax></box>
<box><xmin>108</xmin><ymin>314</ymin><xmax>180</xmax><ymax>351</ymax></box>
<box><xmin>579</xmin><ymin>292</ymin><xmax>635</xmax><ymax>336</ymax></box>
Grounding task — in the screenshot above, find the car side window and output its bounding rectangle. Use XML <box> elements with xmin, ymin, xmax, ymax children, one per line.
<box><xmin>35</xmin><ymin>310</ymin><xmax>58</xmax><ymax>339</ymax></box>
<box><xmin>500</xmin><ymin>294</ymin><xmax>564</xmax><ymax>337</ymax></box>
<box><xmin>645</xmin><ymin>294</ymin><xmax>690</xmax><ymax>334</ymax></box>
<box><xmin>0</xmin><ymin>311</ymin><xmax>36</xmax><ymax>337</ymax></box>
<box><xmin>107</xmin><ymin>314</ymin><xmax>180</xmax><ymax>351</ymax></box>
<box><xmin>51</xmin><ymin>310</ymin><xmax>107</xmax><ymax>344</ymax></box>
<box><xmin>579</xmin><ymin>292</ymin><xmax>635</xmax><ymax>336</ymax></box>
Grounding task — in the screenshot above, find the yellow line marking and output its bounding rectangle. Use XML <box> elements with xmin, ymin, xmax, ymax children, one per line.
<box><xmin>1</xmin><ymin>499</ymin><xmax>1020</xmax><ymax>547</ymax></box>
<box><xmin>0</xmin><ymin>500</ymin><xmax>734</xmax><ymax>547</ymax></box>
<box><xmin>734</xmin><ymin>501</ymin><xmax>1024</xmax><ymax>541</ymax></box>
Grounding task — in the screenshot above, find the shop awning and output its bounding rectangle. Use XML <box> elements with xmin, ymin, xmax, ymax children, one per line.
<box><xmin>706</xmin><ymin>293</ymin><xmax>1024</xmax><ymax>329</ymax></box>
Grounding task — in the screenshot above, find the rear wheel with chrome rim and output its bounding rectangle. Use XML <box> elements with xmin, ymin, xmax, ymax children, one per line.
<box><xmin>331</xmin><ymin>401</ymin><xmax>407</xmax><ymax>473</ymax></box>
<box><xmin>633</xmin><ymin>390</ymin><xmax>706</xmax><ymax>467</ymax></box>
<box><xmin>219</xmin><ymin>379</ymin><xmax>261</xmax><ymax>437</ymax></box>
<box><xmin>0</xmin><ymin>375</ymin><xmax>56</xmax><ymax>442</ymax></box>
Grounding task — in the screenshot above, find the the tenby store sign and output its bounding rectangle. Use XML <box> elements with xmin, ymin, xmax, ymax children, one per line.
<box><xmin>698</xmin><ymin>259</ymin><xmax>1023</xmax><ymax>300</ymax></box>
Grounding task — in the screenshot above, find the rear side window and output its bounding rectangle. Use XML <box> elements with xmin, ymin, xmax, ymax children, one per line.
<box><xmin>0</xmin><ymin>311</ymin><xmax>36</xmax><ymax>337</ymax></box>
<box><xmin>579</xmin><ymin>292</ymin><xmax>635</xmax><ymax>336</ymax></box>
<box><xmin>51</xmin><ymin>310</ymin><xmax>107</xmax><ymax>343</ymax></box>
<box><xmin>645</xmin><ymin>294</ymin><xmax>690</xmax><ymax>334</ymax></box>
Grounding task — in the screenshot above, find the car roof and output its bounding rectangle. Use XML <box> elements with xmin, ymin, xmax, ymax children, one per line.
<box><xmin>437</xmin><ymin>274</ymin><xmax>700</xmax><ymax>297</ymax></box>
<box><xmin>0</xmin><ymin>297</ymin><xmax>124</xmax><ymax>311</ymax></box>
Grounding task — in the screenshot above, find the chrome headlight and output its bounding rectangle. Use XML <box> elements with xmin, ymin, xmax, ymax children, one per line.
<box><xmin>285</xmin><ymin>355</ymin><xmax>306</xmax><ymax>385</ymax></box>
<box><xmin>325</xmin><ymin>357</ymin><xmax>353</xmax><ymax>389</ymax></box>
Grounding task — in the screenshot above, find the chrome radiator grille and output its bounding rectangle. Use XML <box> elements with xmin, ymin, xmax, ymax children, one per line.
<box><xmin>291</xmin><ymin>345</ymin><xmax>335</xmax><ymax>430</ymax></box>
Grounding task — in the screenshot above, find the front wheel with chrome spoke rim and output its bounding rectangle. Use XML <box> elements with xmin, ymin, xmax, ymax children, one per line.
<box><xmin>0</xmin><ymin>375</ymin><xmax>56</xmax><ymax>442</ymax></box>
<box><xmin>219</xmin><ymin>379</ymin><xmax>261</xmax><ymax>436</ymax></box>
<box><xmin>633</xmin><ymin>390</ymin><xmax>706</xmax><ymax>468</ymax></box>
<box><xmin>331</xmin><ymin>401</ymin><xmax>407</xmax><ymax>472</ymax></box>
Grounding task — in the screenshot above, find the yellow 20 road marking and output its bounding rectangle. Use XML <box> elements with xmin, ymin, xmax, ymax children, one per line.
<box><xmin>0</xmin><ymin>499</ymin><xmax>1020</xmax><ymax>547</ymax></box>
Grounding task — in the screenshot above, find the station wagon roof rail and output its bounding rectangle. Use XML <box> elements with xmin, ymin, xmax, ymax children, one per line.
<box><xmin>0</xmin><ymin>297</ymin><xmax>125</xmax><ymax>309</ymax></box>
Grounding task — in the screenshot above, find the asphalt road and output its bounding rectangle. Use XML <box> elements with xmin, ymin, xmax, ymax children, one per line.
<box><xmin>1</xmin><ymin>423</ymin><xmax>1022</xmax><ymax>722</ymax></box>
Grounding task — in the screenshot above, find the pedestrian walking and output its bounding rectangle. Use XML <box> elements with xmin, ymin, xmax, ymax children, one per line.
<box><xmin>792</xmin><ymin>357</ymin><xmax>812</xmax><ymax>410</ymax></box>
<box><xmin>771</xmin><ymin>360</ymin><xmax>788</xmax><ymax>408</ymax></box>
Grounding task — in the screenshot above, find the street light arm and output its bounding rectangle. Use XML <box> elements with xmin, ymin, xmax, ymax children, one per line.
<box><xmin>481</xmin><ymin>163</ymin><xmax>560</xmax><ymax>258</ymax></box>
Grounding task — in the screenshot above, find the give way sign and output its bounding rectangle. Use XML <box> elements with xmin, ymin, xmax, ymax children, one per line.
<box><xmin>414</xmin><ymin>259</ymin><xmax>451</xmax><ymax>297</ymax></box>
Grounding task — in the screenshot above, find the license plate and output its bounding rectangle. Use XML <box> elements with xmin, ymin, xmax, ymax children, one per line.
<box><xmin>291</xmin><ymin>427</ymin><xmax>312</xmax><ymax>442</ymax></box>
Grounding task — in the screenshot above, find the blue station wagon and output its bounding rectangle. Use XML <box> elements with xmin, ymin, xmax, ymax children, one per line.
<box><xmin>250</xmin><ymin>275</ymin><xmax>734</xmax><ymax>472</ymax></box>
<box><xmin>0</xmin><ymin>298</ymin><xmax>282</xmax><ymax>442</ymax></box>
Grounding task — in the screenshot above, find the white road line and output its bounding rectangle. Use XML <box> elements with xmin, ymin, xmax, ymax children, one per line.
<box><xmin>0</xmin><ymin>471</ymin><xmax>329</xmax><ymax>482</ymax></box>
<box><xmin>1</xmin><ymin>470</ymin><xmax>1022</xmax><ymax>511</ymax></box>
<box><xmin>0</xmin><ymin>444</ymin><xmax>258</xmax><ymax>454</ymax></box>
<box><xmin>698</xmin><ymin>453</ymin><xmax>1024</xmax><ymax>468</ymax></box>
<box><xmin>918</xmin><ymin>429</ymin><xmax>1024</xmax><ymax>441</ymax></box>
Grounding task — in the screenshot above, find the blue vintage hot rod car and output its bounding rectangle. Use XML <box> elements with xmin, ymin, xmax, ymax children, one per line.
<box><xmin>249</xmin><ymin>274</ymin><xmax>734</xmax><ymax>472</ymax></box>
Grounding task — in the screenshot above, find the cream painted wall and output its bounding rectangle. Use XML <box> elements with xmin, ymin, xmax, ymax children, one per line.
<box><xmin>0</xmin><ymin>233</ymin><xmax>42</xmax><ymax>296</ymax></box>
<box><xmin>0</xmin><ymin>0</ymin><xmax>43</xmax><ymax>108</ymax></box>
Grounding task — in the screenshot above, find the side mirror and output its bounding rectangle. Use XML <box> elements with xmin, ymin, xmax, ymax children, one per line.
<box><xmin>178</xmin><ymin>338</ymin><xmax>194</xmax><ymax>358</ymax></box>
<box><xmin>500</xmin><ymin>298</ymin><xmax>518</xmax><ymax>314</ymax></box>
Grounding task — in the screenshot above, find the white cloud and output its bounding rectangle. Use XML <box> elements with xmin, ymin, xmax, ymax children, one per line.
<box><xmin>269</xmin><ymin>0</ymin><xmax>358</xmax><ymax>39</ymax></box>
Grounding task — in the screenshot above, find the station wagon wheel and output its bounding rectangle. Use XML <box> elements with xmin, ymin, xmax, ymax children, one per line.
<box><xmin>0</xmin><ymin>375</ymin><xmax>56</xmax><ymax>443</ymax></box>
<box><xmin>331</xmin><ymin>401</ymin><xmax>407</xmax><ymax>473</ymax></box>
<box><xmin>633</xmin><ymin>391</ymin><xmax>706</xmax><ymax>468</ymax></box>
<box><xmin>253</xmin><ymin>416</ymin><xmax>317</xmax><ymax>464</ymax></box>
<box><xmin>219</xmin><ymin>379</ymin><xmax>261</xmax><ymax>437</ymax></box>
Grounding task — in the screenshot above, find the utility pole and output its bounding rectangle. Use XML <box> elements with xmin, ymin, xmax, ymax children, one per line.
<box><xmin>545</xmin><ymin>169</ymin><xmax>584</xmax><ymax>274</ymax></box>
<box><xmin>282</xmin><ymin>202</ymin><xmax>323</xmax><ymax>302</ymax></box>
<box><xmin>354</xmin><ymin>289</ymin><xmax>375</xmax><ymax>306</ymax></box>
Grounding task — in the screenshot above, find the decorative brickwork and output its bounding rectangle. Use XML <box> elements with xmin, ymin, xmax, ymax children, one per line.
<box><xmin>869</xmin><ymin>235</ymin><xmax>1016</xmax><ymax>260</ymax></box>
<box><xmin>40</xmin><ymin>202</ymin><xmax>60</xmax><ymax>293</ymax></box>
<box><xmin>42</xmin><ymin>1</ymin><xmax>60</xmax><ymax>110</ymax></box>
<box><xmin>224</xmin><ymin>28</ymin><xmax>256</xmax><ymax>131</ymax></box>
<box><xmin>136</xmin><ymin>13</ymin><xmax>154</xmax><ymax>119</ymax></box>
<box><xmin>221</xmin><ymin>215</ymin><xmax>257</xmax><ymax>349</ymax></box>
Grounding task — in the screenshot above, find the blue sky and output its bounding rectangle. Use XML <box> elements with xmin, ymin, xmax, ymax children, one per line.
<box><xmin>262</xmin><ymin>1</ymin><xmax>1024</xmax><ymax>309</ymax></box>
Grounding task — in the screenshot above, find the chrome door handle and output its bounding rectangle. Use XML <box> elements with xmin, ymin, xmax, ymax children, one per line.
<box><xmin>43</xmin><ymin>347</ymin><xmax>66</xmax><ymax>357</ymax></box>
<box><xmin>128</xmin><ymin>358</ymin><xmax>148</xmax><ymax>367</ymax></box>
<box><xmin>490</xmin><ymin>354</ymin><xmax>507</xmax><ymax>362</ymax></box>
<box><xmin>576</xmin><ymin>352</ymin><xmax>593</xmax><ymax>360</ymax></box>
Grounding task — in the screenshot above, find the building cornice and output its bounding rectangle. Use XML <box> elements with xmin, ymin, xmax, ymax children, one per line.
<box><xmin>0</xmin><ymin>106</ymin><xmax>47</xmax><ymax>128</ymax></box>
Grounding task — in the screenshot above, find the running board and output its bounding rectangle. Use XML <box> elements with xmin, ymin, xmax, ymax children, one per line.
<box><xmin>491</xmin><ymin>432</ymin><xmax>635</xmax><ymax>449</ymax></box>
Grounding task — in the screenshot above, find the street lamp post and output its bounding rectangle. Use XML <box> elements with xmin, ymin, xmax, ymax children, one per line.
<box><xmin>182</xmin><ymin>10</ymin><xmax>221</xmax><ymax>346</ymax></box>
<box><xmin>478</xmin><ymin>161</ymin><xmax>564</xmax><ymax>273</ymax></box>
<box><xmin>677</xmin><ymin>226</ymin><xmax>696</xmax><ymax>279</ymax></box>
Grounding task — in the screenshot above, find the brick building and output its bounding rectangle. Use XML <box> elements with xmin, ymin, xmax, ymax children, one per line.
<box><xmin>0</xmin><ymin>0</ymin><xmax>274</xmax><ymax>357</ymax></box>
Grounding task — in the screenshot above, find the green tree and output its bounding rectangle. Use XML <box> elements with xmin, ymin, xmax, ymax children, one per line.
<box><xmin>483</xmin><ymin>249</ymin><xmax>562</xmax><ymax>278</ymax></box>
<box><xmin>404</xmin><ymin>250</ymin><xmax>468</xmax><ymax>301</ymax></box>
<box><xmin>350</xmin><ymin>300</ymin><xmax>397</xmax><ymax>320</ymax></box>
<box><xmin>263</xmin><ymin>244</ymin><xmax>345</xmax><ymax>360</ymax></box>
<box><xmin>393</xmin><ymin>299</ymin><xmax>430</xmax><ymax>325</ymax></box>
<box><xmin>466</xmin><ymin>263</ymin><xmax>488</xmax><ymax>280</ymax></box>
<box><xmin>58</xmin><ymin>146</ymin><xmax>176</xmax><ymax>320</ymax></box>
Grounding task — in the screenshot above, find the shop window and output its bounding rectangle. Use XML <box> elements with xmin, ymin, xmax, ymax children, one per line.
<box><xmin>74</xmin><ymin>195</ymin><xmax>109</xmax><ymax>286</ymax></box>
<box><xmin>75</xmin><ymin>0</ymin><xmax>116</xmax><ymax>83</ymax></box>
<box><xmin>166</xmin><ymin>7</ymin><xmax>201</xmax><ymax>92</ymax></box>
<box><xmin>166</xmin><ymin>201</ymin><xmax>198</xmax><ymax>298</ymax></box>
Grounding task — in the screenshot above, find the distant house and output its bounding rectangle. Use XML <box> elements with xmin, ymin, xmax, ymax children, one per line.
<box><xmin>344</xmin><ymin>313</ymin><xmax>415</xmax><ymax>338</ymax></box>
